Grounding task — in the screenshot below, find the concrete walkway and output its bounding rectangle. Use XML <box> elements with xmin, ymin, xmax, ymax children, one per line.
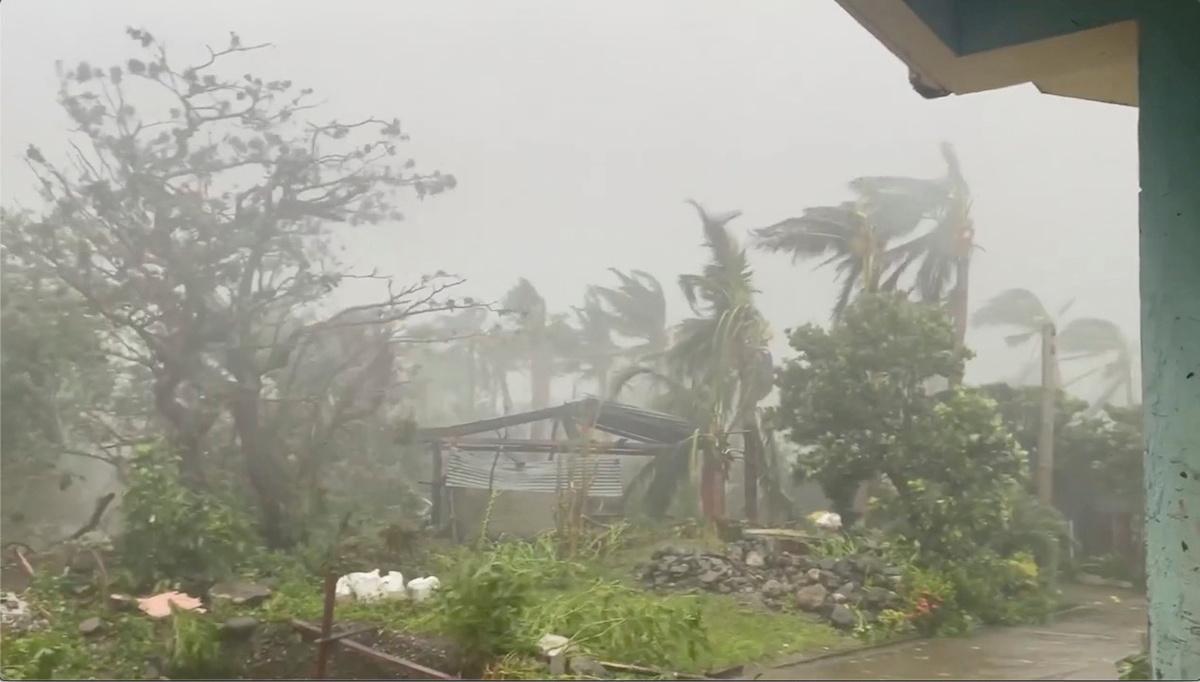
<box><xmin>751</xmin><ymin>585</ymin><xmax>1146</xmax><ymax>680</ymax></box>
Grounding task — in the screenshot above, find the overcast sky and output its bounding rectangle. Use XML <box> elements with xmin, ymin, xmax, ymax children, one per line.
<box><xmin>1</xmin><ymin>0</ymin><xmax>1140</xmax><ymax>389</ymax></box>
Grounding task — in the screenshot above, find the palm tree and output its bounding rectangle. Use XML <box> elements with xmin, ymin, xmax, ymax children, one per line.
<box><xmin>973</xmin><ymin>287</ymin><xmax>1064</xmax><ymax>506</ymax></box>
<box><xmin>615</xmin><ymin>200</ymin><xmax>773</xmax><ymax>521</ymax></box>
<box><xmin>752</xmin><ymin>202</ymin><xmax>895</xmax><ymax>319</ymax></box>
<box><xmin>856</xmin><ymin>143</ymin><xmax>975</xmax><ymax>343</ymax></box>
<box><xmin>501</xmin><ymin>279</ymin><xmax>576</xmax><ymax>438</ymax></box>
<box><xmin>589</xmin><ymin>269</ymin><xmax>669</xmax><ymax>359</ymax></box>
<box><xmin>566</xmin><ymin>291</ymin><xmax>620</xmax><ymax>397</ymax></box>
<box><xmin>1057</xmin><ymin>317</ymin><xmax>1137</xmax><ymax>411</ymax></box>
<box><xmin>754</xmin><ymin>143</ymin><xmax>976</xmax><ymax>335</ymax></box>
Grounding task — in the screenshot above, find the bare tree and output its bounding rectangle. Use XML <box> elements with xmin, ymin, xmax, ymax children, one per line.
<box><xmin>6</xmin><ymin>28</ymin><xmax>463</xmax><ymax>545</ymax></box>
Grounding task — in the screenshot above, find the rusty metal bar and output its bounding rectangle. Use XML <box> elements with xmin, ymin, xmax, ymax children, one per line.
<box><xmin>291</xmin><ymin>619</ymin><xmax>457</xmax><ymax>680</ymax></box>
<box><xmin>317</xmin><ymin>625</ymin><xmax>376</xmax><ymax>644</ymax></box>
<box><xmin>312</xmin><ymin>573</ymin><xmax>338</xmax><ymax>679</ymax></box>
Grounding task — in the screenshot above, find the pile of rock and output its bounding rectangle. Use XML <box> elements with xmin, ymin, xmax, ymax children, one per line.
<box><xmin>637</xmin><ymin>539</ymin><xmax>906</xmax><ymax>629</ymax></box>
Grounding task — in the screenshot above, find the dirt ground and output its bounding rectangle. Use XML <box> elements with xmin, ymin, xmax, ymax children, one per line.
<box><xmin>239</xmin><ymin>621</ymin><xmax>461</xmax><ymax>679</ymax></box>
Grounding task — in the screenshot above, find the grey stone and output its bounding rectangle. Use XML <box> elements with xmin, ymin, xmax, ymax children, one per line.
<box><xmin>805</xmin><ymin>568</ymin><xmax>822</xmax><ymax>583</ymax></box>
<box><xmin>762</xmin><ymin>579</ymin><xmax>784</xmax><ymax>596</ymax></box>
<box><xmin>834</xmin><ymin>558</ymin><xmax>855</xmax><ymax>578</ymax></box>
<box><xmin>209</xmin><ymin>581</ymin><xmax>272</xmax><ymax>607</ymax></box>
<box><xmin>220</xmin><ymin>616</ymin><xmax>259</xmax><ymax>639</ymax></box>
<box><xmin>862</xmin><ymin>586</ymin><xmax>892</xmax><ymax>607</ymax></box>
<box><xmin>699</xmin><ymin>570</ymin><xmax>721</xmax><ymax>585</ymax></box>
<box><xmin>670</xmin><ymin>562</ymin><xmax>690</xmax><ymax>575</ymax></box>
<box><xmin>795</xmin><ymin>584</ymin><xmax>828</xmax><ymax>612</ymax></box>
<box><xmin>817</xmin><ymin>558</ymin><xmax>837</xmax><ymax>571</ymax></box>
<box><xmin>855</xmin><ymin>555</ymin><xmax>884</xmax><ymax>575</ymax></box>
<box><xmin>830</xmin><ymin>604</ymin><xmax>856</xmax><ymax>629</ymax></box>
<box><xmin>882</xmin><ymin>565</ymin><xmax>903</xmax><ymax>577</ymax></box>
<box><xmin>569</xmin><ymin>655</ymin><xmax>608</xmax><ymax>678</ymax></box>
<box><xmin>819</xmin><ymin>570</ymin><xmax>841</xmax><ymax>588</ymax></box>
<box><xmin>745</xmin><ymin>551</ymin><xmax>765</xmax><ymax>568</ymax></box>
<box><xmin>837</xmin><ymin>581</ymin><xmax>857</xmax><ymax>597</ymax></box>
<box><xmin>717</xmin><ymin>582</ymin><xmax>733</xmax><ymax>593</ymax></box>
<box><xmin>831</xmin><ymin>592</ymin><xmax>848</xmax><ymax>604</ymax></box>
<box><xmin>79</xmin><ymin>616</ymin><xmax>104</xmax><ymax>636</ymax></box>
<box><xmin>549</xmin><ymin>654</ymin><xmax>567</xmax><ymax>677</ymax></box>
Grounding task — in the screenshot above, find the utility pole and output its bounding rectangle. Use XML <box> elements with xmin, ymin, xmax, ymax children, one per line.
<box><xmin>1036</xmin><ymin>321</ymin><xmax>1057</xmax><ymax>507</ymax></box>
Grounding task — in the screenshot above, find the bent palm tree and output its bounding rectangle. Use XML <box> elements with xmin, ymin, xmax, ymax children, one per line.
<box><xmin>616</xmin><ymin>200</ymin><xmax>773</xmax><ymax>521</ymax></box>
<box><xmin>1057</xmin><ymin>317</ymin><xmax>1137</xmax><ymax>411</ymax></box>
<box><xmin>566</xmin><ymin>291</ymin><xmax>619</xmax><ymax>396</ymax></box>
<box><xmin>752</xmin><ymin>202</ymin><xmax>895</xmax><ymax>319</ymax></box>
<box><xmin>973</xmin><ymin>287</ymin><xmax>1066</xmax><ymax>506</ymax></box>
<box><xmin>857</xmin><ymin>143</ymin><xmax>976</xmax><ymax>343</ymax></box>
<box><xmin>590</xmin><ymin>269</ymin><xmax>669</xmax><ymax>359</ymax></box>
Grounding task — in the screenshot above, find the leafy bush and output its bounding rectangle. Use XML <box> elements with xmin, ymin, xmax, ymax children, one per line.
<box><xmin>119</xmin><ymin>445</ymin><xmax>256</xmax><ymax>587</ymax></box>
<box><xmin>166</xmin><ymin>609</ymin><xmax>228</xmax><ymax>678</ymax></box>
<box><xmin>435</xmin><ymin>553</ymin><xmax>534</xmax><ymax>677</ymax></box>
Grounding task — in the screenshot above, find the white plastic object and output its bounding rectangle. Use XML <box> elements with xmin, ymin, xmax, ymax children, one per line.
<box><xmin>345</xmin><ymin>569</ymin><xmax>384</xmax><ymax>602</ymax></box>
<box><xmin>406</xmin><ymin>576</ymin><xmax>441</xmax><ymax>602</ymax></box>
<box><xmin>538</xmin><ymin>633</ymin><xmax>571</xmax><ymax>657</ymax></box>
<box><xmin>335</xmin><ymin>575</ymin><xmax>354</xmax><ymax>602</ymax></box>
<box><xmin>809</xmin><ymin>511</ymin><xmax>843</xmax><ymax>531</ymax></box>
<box><xmin>380</xmin><ymin>571</ymin><xmax>408</xmax><ymax>600</ymax></box>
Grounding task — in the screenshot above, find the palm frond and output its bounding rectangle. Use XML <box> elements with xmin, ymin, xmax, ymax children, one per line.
<box><xmin>972</xmin><ymin>288</ymin><xmax>1050</xmax><ymax>330</ymax></box>
<box><xmin>1058</xmin><ymin>317</ymin><xmax>1129</xmax><ymax>355</ymax></box>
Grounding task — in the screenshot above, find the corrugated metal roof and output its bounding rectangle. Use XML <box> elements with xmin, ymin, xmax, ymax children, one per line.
<box><xmin>444</xmin><ymin>449</ymin><xmax>624</xmax><ymax>497</ymax></box>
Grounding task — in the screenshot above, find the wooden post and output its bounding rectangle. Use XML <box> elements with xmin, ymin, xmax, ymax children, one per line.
<box><xmin>1036</xmin><ymin>322</ymin><xmax>1057</xmax><ymax>507</ymax></box>
<box><xmin>743</xmin><ymin>425</ymin><xmax>761</xmax><ymax>524</ymax></box>
<box><xmin>313</xmin><ymin>572</ymin><xmax>338</xmax><ymax>679</ymax></box>
<box><xmin>430</xmin><ymin>443</ymin><xmax>444</xmax><ymax>530</ymax></box>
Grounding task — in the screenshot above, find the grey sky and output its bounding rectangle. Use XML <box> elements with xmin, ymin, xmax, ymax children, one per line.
<box><xmin>1</xmin><ymin>0</ymin><xmax>1139</xmax><ymax>389</ymax></box>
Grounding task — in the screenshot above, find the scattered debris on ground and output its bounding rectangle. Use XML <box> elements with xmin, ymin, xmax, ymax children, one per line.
<box><xmin>0</xmin><ymin>591</ymin><xmax>46</xmax><ymax>634</ymax></box>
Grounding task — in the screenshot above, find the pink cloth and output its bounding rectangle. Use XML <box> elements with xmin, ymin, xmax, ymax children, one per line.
<box><xmin>136</xmin><ymin>591</ymin><xmax>205</xmax><ymax>618</ymax></box>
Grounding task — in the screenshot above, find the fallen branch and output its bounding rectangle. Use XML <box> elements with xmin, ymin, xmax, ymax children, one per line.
<box><xmin>67</xmin><ymin>493</ymin><xmax>117</xmax><ymax>541</ymax></box>
<box><xmin>13</xmin><ymin>545</ymin><xmax>35</xmax><ymax>578</ymax></box>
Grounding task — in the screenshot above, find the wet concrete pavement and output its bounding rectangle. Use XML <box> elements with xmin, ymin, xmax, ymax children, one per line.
<box><xmin>751</xmin><ymin>585</ymin><xmax>1146</xmax><ymax>680</ymax></box>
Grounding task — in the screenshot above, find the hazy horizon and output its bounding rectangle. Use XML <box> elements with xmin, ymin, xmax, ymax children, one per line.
<box><xmin>1</xmin><ymin>0</ymin><xmax>1140</xmax><ymax>395</ymax></box>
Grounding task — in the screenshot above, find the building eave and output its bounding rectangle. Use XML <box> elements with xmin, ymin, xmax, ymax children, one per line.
<box><xmin>835</xmin><ymin>0</ymin><xmax>1137</xmax><ymax>106</ymax></box>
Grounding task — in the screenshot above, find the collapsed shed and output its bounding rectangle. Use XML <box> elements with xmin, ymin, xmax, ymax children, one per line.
<box><xmin>416</xmin><ymin>397</ymin><xmax>747</xmax><ymax>538</ymax></box>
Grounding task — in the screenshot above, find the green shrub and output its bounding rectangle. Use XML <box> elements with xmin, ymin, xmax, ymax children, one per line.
<box><xmin>120</xmin><ymin>445</ymin><xmax>256</xmax><ymax>587</ymax></box>
<box><xmin>165</xmin><ymin>608</ymin><xmax>228</xmax><ymax>678</ymax></box>
<box><xmin>435</xmin><ymin>554</ymin><xmax>533</xmax><ymax>677</ymax></box>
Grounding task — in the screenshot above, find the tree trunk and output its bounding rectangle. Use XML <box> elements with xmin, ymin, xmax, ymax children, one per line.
<box><xmin>1036</xmin><ymin>322</ymin><xmax>1058</xmax><ymax>507</ymax></box>
<box><xmin>743</xmin><ymin>423</ymin><xmax>762</xmax><ymax>524</ymax></box>
<box><xmin>230</xmin><ymin>351</ymin><xmax>291</xmax><ymax>548</ymax></box>
<box><xmin>948</xmin><ymin>257</ymin><xmax>971</xmax><ymax>386</ymax></box>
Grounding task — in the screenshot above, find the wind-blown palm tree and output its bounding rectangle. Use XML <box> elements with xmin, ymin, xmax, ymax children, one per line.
<box><xmin>565</xmin><ymin>291</ymin><xmax>620</xmax><ymax>397</ymax></box>
<box><xmin>754</xmin><ymin>143</ymin><xmax>976</xmax><ymax>334</ymax></box>
<box><xmin>973</xmin><ymin>287</ymin><xmax>1065</xmax><ymax>506</ymax></box>
<box><xmin>856</xmin><ymin>143</ymin><xmax>975</xmax><ymax>343</ymax></box>
<box><xmin>752</xmin><ymin>202</ymin><xmax>895</xmax><ymax>319</ymax></box>
<box><xmin>973</xmin><ymin>288</ymin><xmax>1136</xmax><ymax>506</ymax></box>
<box><xmin>1057</xmin><ymin>317</ymin><xmax>1137</xmax><ymax>411</ymax></box>
<box><xmin>615</xmin><ymin>200</ymin><xmax>773</xmax><ymax>521</ymax></box>
<box><xmin>590</xmin><ymin>269</ymin><xmax>669</xmax><ymax>359</ymax></box>
<box><xmin>502</xmin><ymin>279</ymin><xmax>575</xmax><ymax>438</ymax></box>
<box><xmin>972</xmin><ymin>288</ymin><xmax>1133</xmax><ymax>410</ymax></box>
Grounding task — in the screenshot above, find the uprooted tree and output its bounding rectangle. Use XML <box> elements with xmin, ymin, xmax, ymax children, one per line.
<box><xmin>4</xmin><ymin>27</ymin><xmax>467</xmax><ymax>546</ymax></box>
